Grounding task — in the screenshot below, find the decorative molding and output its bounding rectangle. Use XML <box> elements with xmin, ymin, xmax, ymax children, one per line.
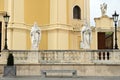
<box><xmin>8</xmin><ymin>23</ymin><xmax>74</xmax><ymax>31</ymax></box>
<box><xmin>94</xmin><ymin>15</ymin><xmax>113</xmax><ymax>20</ymax></box>
<box><xmin>0</xmin><ymin>11</ymin><xmax>5</xmax><ymax>15</ymax></box>
<box><xmin>96</xmin><ymin>27</ymin><xmax>114</xmax><ymax>32</ymax></box>
<box><xmin>40</xmin><ymin>24</ymin><xmax>73</xmax><ymax>31</ymax></box>
<box><xmin>8</xmin><ymin>22</ymin><xmax>30</xmax><ymax>31</ymax></box>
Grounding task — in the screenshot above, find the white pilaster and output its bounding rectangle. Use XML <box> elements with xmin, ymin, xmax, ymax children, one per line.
<box><xmin>13</xmin><ymin>0</ymin><xmax>24</xmax><ymax>23</ymax></box>
<box><xmin>50</xmin><ymin>0</ymin><xmax>66</xmax><ymax>24</ymax></box>
<box><xmin>5</xmin><ymin>0</ymin><xmax>26</xmax><ymax>50</ymax></box>
<box><xmin>84</xmin><ymin>0</ymin><xmax>90</xmax><ymax>25</ymax></box>
<box><xmin>48</xmin><ymin>0</ymin><xmax>68</xmax><ymax>50</ymax></box>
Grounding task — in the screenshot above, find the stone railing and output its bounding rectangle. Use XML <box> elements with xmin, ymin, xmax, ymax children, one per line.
<box><xmin>1</xmin><ymin>50</ymin><xmax>120</xmax><ymax>64</ymax></box>
<box><xmin>91</xmin><ymin>49</ymin><xmax>119</xmax><ymax>64</ymax></box>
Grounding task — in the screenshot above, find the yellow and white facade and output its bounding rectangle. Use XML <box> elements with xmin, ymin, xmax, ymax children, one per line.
<box><xmin>0</xmin><ymin>0</ymin><xmax>91</xmax><ymax>50</ymax></box>
<box><xmin>1</xmin><ymin>0</ymin><xmax>119</xmax><ymax>50</ymax></box>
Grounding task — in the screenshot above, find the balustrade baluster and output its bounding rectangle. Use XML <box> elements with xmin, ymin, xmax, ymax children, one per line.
<box><xmin>103</xmin><ymin>52</ymin><xmax>105</xmax><ymax>60</ymax></box>
<box><xmin>105</xmin><ymin>52</ymin><xmax>107</xmax><ymax>60</ymax></box>
<box><xmin>95</xmin><ymin>52</ymin><xmax>98</xmax><ymax>60</ymax></box>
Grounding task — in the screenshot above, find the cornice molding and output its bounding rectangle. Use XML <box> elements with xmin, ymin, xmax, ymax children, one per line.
<box><xmin>0</xmin><ymin>11</ymin><xmax>5</xmax><ymax>15</ymax></box>
<box><xmin>96</xmin><ymin>27</ymin><xmax>114</xmax><ymax>32</ymax></box>
<box><xmin>8</xmin><ymin>23</ymin><xmax>74</xmax><ymax>31</ymax></box>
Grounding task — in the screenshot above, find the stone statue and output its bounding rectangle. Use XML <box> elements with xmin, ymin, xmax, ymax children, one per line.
<box><xmin>100</xmin><ymin>3</ymin><xmax>107</xmax><ymax>16</ymax></box>
<box><xmin>30</xmin><ymin>22</ymin><xmax>41</xmax><ymax>50</ymax></box>
<box><xmin>81</xmin><ymin>23</ymin><xmax>92</xmax><ymax>49</ymax></box>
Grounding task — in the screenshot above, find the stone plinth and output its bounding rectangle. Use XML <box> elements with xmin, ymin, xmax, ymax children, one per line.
<box><xmin>3</xmin><ymin>66</ymin><xmax>16</xmax><ymax>77</ymax></box>
<box><xmin>27</xmin><ymin>52</ymin><xmax>39</xmax><ymax>63</ymax></box>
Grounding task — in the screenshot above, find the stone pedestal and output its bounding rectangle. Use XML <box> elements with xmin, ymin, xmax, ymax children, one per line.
<box><xmin>3</xmin><ymin>66</ymin><xmax>16</xmax><ymax>77</ymax></box>
<box><xmin>27</xmin><ymin>52</ymin><xmax>39</xmax><ymax>63</ymax></box>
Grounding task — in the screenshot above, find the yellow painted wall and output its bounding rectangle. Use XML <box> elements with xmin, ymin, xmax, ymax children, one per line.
<box><xmin>68</xmin><ymin>31</ymin><xmax>71</xmax><ymax>49</ymax></box>
<box><xmin>24</xmin><ymin>0</ymin><xmax>49</xmax><ymax>50</ymax></box>
<box><xmin>39</xmin><ymin>31</ymin><xmax>48</xmax><ymax>50</ymax></box>
<box><xmin>12</xmin><ymin>29</ymin><xmax>27</xmax><ymax>50</ymax></box>
<box><xmin>26</xmin><ymin>30</ymin><xmax>31</xmax><ymax>50</ymax></box>
<box><xmin>0</xmin><ymin>0</ymin><xmax>4</xmax><ymax>11</ymax></box>
<box><xmin>69</xmin><ymin>31</ymin><xmax>81</xmax><ymax>50</ymax></box>
<box><xmin>24</xmin><ymin>0</ymin><xmax>50</xmax><ymax>25</ymax></box>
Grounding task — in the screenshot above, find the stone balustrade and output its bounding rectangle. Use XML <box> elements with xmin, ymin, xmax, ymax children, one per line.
<box><xmin>1</xmin><ymin>50</ymin><xmax>120</xmax><ymax>64</ymax></box>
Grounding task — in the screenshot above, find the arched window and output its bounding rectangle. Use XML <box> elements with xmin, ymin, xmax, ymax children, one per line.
<box><xmin>73</xmin><ymin>5</ymin><xmax>81</xmax><ymax>19</ymax></box>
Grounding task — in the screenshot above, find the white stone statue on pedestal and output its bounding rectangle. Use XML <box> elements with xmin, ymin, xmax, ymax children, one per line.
<box><xmin>28</xmin><ymin>22</ymin><xmax>41</xmax><ymax>63</ymax></box>
<box><xmin>100</xmin><ymin>3</ymin><xmax>107</xmax><ymax>16</ymax></box>
<box><xmin>81</xmin><ymin>23</ymin><xmax>92</xmax><ymax>49</ymax></box>
<box><xmin>30</xmin><ymin>22</ymin><xmax>41</xmax><ymax>50</ymax></box>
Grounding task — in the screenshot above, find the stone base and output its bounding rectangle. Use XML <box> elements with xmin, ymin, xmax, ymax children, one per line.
<box><xmin>3</xmin><ymin>66</ymin><xmax>16</xmax><ymax>77</ymax></box>
<box><xmin>27</xmin><ymin>52</ymin><xmax>39</xmax><ymax>63</ymax></box>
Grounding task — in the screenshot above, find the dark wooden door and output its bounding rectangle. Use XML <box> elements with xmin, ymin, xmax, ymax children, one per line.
<box><xmin>98</xmin><ymin>32</ymin><xmax>105</xmax><ymax>49</ymax></box>
<box><xmin>105</xmin><ymin>32</ymin><xmax>113</xmax><ymax>49</ymax></box>
<box><xmin>98</xmin><ymin>32</ymin><xmax>113</xmax><ymax>49</ymax></box>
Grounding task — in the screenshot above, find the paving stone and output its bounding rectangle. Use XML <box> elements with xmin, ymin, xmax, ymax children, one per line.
<box><xmin>0</xmin><ymin>76</ymin><xmax>120</xmax><ymax>80</ymax></box>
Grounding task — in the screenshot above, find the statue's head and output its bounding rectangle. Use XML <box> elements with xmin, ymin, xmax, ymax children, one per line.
<box><xmin>83</xmin><ymin>22</ymin><xmax>88</xmax><ymax>27</ymax></box>
<box><xmin>33</xmin><ymin>22</ymin><xmax>38</xmax><ymax>27</ymax></box>
<box><xmin>31</xmin><ymin>22</ymin><xmax>40</xmax><ymax>32</ymax></box>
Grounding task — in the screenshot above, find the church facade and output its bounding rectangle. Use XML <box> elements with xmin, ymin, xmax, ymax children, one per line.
<box><xmin>0</xmin><ymin>0</ymin><xmax>91</xmax><ymax>50</ymax></box>
<box><xmin>1</xmin><ymin>0</ymin><xmax>120</xmax><ymax>77</ymax></box>
<box><xmin>0</xmin><ymin>0</ymin><xmax>120</xmax><ymax>50</ymax></box>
